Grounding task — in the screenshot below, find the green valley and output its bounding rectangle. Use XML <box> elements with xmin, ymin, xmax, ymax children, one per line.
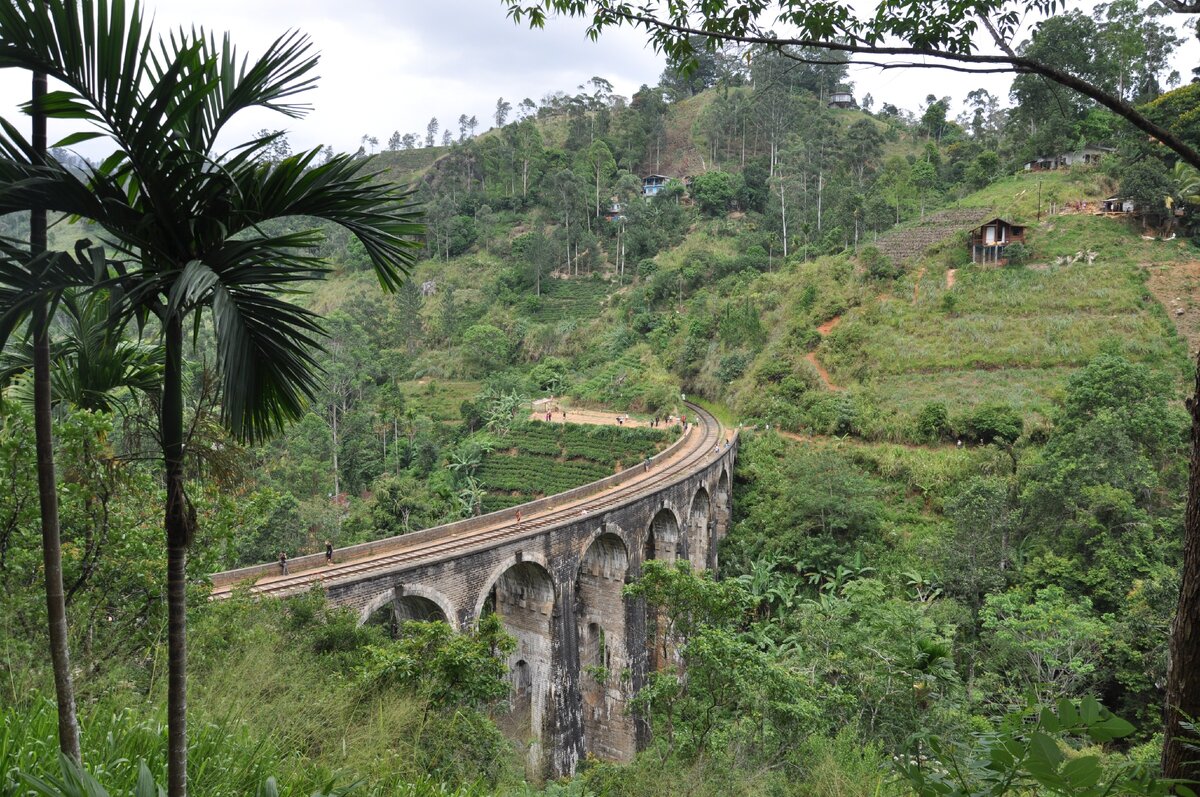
<box><xmin>3</xmin><ymin>1</ymin><xmax>1200</xmax><ymax>795</ymax></box>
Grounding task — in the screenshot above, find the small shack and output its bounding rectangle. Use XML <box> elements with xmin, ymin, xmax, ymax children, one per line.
<box><xmin>603</xmin><ymin>200</ymin><xmax>625</xmax><ymax>222</ymax></box>
<box><xmin>1101</xmin><ymin>197</ymin><xmax>1136</xmax><ymax>214</ymax></box>
<box><xmin>642</xmin><ymin>174</ymin><xmax>670</xmax><ymax>197</ymax></box>
<box><xmin>828</xmin><ymin>89</ymin><xmax>857</xmax><ymax>110</ymax></box>
<box><xmin>968</xmin><ymin>217</ymin><xmax>1026</xmax><ymax>265</ymax></box>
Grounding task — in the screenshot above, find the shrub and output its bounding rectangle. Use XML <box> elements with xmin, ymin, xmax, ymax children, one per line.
<box><xmin>1003</xmin><ymin>242</ymin><xmax>1030</xmax><ymax>267</ymax></box>
<box><xmin>691</xmin><ymin>170</ymin><xmax>738</xmax><ymax>216</ymax></box>
<box><xmin>860</xmin><ymin>246</ymin><xmax>900</xmax><ymax>281</ymax></box>
<box><xmin>916</xmin><ymin>401</ymin><xmax>952</xmax><ymax>442</ymax></box>
<box><xmin>788</xmin><ymin>326</ymin><xmax>822</xmax><ymax>352</ymax></box>
<box><xmin>962</xmin><ymin>403</ymin><xmax>1023</xmax><ymax>444</ymax></box>
<box><xmin>717</xmin><ymin>352</ymin><xmax>752</xmax><ymax>383</ymax></box>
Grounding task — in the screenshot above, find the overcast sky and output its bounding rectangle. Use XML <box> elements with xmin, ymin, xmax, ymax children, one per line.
<box><xmin>0</xmin><ymin>0</ymin><xmax>1194</xmax><ymax>158</ymax></box>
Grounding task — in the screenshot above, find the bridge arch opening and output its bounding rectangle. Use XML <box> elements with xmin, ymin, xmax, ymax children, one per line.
<box><xmin>688</xmin><ymin>487</ymin><xmax>711</xmax><ymax>572</ymax></box>
<box><xmin>577</xmin><ymin>533</ymin><xmax>632</xmax><ymax>761</ymax></box>
<box><xmin>643</xmin><ymin>508</ymin><xmax>682</xmax><ymax>674</ymax></box>
<box><xmin>645</xmin><ymin>507</ymin><xmax>682</xmax><ymax>565</ymax></box>
<box><xmin>359</xmin><ymin>586</ymin><xmax>455</xmax><ymax>634</ymax></box>
<box><xmin>483</xmin><ymin>560</ymin><xmax>556</xmax><ymax>770</ymax></box>
<box><xmin>510</xmin><ymin>658</ymin><xmax>534</xmax><ymax>740</ymax></box>
<box><xmin>714</xmin><ymin>469</ymin><xmax>732</xmax><ymax>568</ymax></box>
<box><xmin>395</xmin><ymin>594</ymin><xmax>448</xmax><ymax>624</ymax></box>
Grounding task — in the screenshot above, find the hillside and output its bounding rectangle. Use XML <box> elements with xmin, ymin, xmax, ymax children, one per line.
<box><xmin>7</xmin><ymin>32</ymin><xmax>1200</xmax><ymax>797</ymax></box>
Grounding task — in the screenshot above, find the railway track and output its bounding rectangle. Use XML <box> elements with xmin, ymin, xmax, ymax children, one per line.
<box><xmin>210</xmin><ymin>404</ymin><xmax>728</xmax><ymax>601</ymax></box>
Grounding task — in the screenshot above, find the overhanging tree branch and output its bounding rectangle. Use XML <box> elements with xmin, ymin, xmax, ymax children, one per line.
<box><xmin>508</xmin><ymin>2</ymin><xmax>1200</xmax><ymax>170</ymax></box>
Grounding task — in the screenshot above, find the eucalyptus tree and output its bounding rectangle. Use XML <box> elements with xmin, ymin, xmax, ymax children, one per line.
<box><xmin>0</xmin><ymin>2</ymin><xmax>422</xmax><ymax>794</ymax></box>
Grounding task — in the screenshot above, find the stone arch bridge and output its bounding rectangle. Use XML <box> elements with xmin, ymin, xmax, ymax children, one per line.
<box><xmin>210</xmin><ymin>404</ymin><xmax>736</xmax><ymax>777</ymax></box>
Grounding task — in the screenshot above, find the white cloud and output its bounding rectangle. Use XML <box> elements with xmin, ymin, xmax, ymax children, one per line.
<box><xmin>0</xmin><ymin>0</ymin><xmax>665</xmax><ymax>157</ymax></box>
<box><xmin>0</xmin><ymin>0</ymin><xmax>1195</xmax><ymax>158</ymax></box>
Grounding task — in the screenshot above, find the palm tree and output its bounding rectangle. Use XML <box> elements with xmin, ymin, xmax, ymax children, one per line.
<box><xmin>1</xmin><ymin>289</ymin><xmax>163</xmax><ymax>412</ymax></box>
<box><xmin>30</xmin><ymin>57</ymin><xmax>82</xmax><ymax>762</ymax></box>
<box><xmin>0</xmin><ymin>3</ymin><xmax>422</xmax><ymax>794</ymax></box>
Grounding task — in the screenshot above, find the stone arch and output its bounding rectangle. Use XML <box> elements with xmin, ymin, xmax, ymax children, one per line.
<box><xmin>472</xmin><ymin>550</ymin><xmax>554</xmax><ymax>620</ymax></box>
<box><xmin>717</xmin><ymin>468</ymin><xmax>731</xmax><ymax>511</ymax></box>
<box><xmin>359</xmin><ymin>589</ymin><xmax>399</xmax><ymax>627</ymax></box>
<box><xmin>576</xmin><ymin>533</ymin><xmax>632</xmax><ymax>761</ymax></box>
<box><xmin>644</xmin><ymin>506</ymin><xmax>683</xmax><ymax>566</ymax></box>
<box><xmin>687</xmin><ymin>486</ymin><xmax>711</xmax><ymax>572</ymax></box>
<box><xmin>713</xmin><ymin>468</ymin><xmax>732</xmax><ymax>565</ymax></box>
<box><xmin>357</xmin><ymin>583</ymin><xmax>456</xmax><ymax>629</ymax></box>
<box><xmin>643</xmin><ymin>507</ymin><xmax>682</xmax><ymax>674</ymax></box>
<box><xmin>482</xmin><ymin>558</ymin><xmax>556</xmax><ymax>773</ymax></box>
<box><xmin>395</xmin><ymin>595</ymin><xmax>448</xmax><ymax>624</ymax></box>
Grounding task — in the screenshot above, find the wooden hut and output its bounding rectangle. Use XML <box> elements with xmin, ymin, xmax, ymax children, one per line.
<box><xmin>968</xmin><ymin>218</ymin><xmax>1026</xmax><ymax>265</ymax></box>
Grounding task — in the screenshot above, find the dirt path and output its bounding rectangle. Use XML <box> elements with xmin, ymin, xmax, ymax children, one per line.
<box><xmin>528</xmin><ymin>405</ymin><xmax>656</xmax><ymax>428</ymax></box>
<box><xmin>817</xmin><ymin>315</ymin><xmax>842</xmax><ymax>335</ymax></box>
<box><xmin>913</xmin><ymin>267</ymin><xmax>927</xmax><ymax>303</ymax></box>
<box><xmin>808</xmin><ymin>314</ymin><xmax>844</xmax><ymax>391</ymax></box>
<box><xmin>1145</xmin><ymin>260</ymin><xmax>1200</xmax><ymax>357</ymax></box>
<box><xmin>946</xmin><ymin>268</ymin><xmax>957</xmax><ymax>289</ymax></box>
<box><xmin>805</xmin><ymin>352</ymin><xmax>841</xmax><ymax>391</ymax></box>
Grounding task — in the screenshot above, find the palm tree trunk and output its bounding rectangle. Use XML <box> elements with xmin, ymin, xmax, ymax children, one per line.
<box><xmin>162</xmin><ymin>314</ymin><xmax>189</xmax><ymax>797</ymax></box>
<box><xmin>1163</xmin><ymin>352</ymin><xmax>1200</xmax><ymax>783</ymax></box>
<box><xmin>31</xmin><ymin>68</ymin><xmax>82</xmax><ymax>764</ymax></box>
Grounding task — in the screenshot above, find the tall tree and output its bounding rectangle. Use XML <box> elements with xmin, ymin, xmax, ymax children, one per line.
<box><xmin>583</xmin><ymin>139</ymin><xmax>616</xmax><ymax>218</ymax></box>
<box><xmin>495</xmin><ymin>97</ymin><xmax>512</xmax><ymax>127</ymax></box>
<box><xmin>0</xmin><ymin>3</ymin><xmax>423</xmax><ymax>795</ymax></box>
<box><xmin>31</xmin><ymin>63</ymin><xmax>82</xmax><ymax>764</ymax></box>
<box><xmin>426</xmin><ymin>117</ymin><xmax>439</xmax><ymax>147</ymax></box>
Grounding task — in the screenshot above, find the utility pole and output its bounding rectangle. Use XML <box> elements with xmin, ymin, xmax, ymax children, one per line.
<box><xmin>1037</xmin><ymin>179</ymin><xmax>1043</xmax><ymax>222</ymax></box>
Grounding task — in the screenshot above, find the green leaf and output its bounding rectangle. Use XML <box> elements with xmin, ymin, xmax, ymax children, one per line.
<box><xmin>1029</xmin><ymin>730</ymin><xmax>1065</xmax><ymax>768</ymax></box>
<box><xmin>1057</xmin><ymin>698</ymin><xmax>1080</xmax><ymax>728</ymax></box>
<box><xmin>51</xmin><ymin>130</ymin><xmax>106</xmax><ymax>148</ymax></box>
<box><xmin>1060</xmin><ymin>756</ymin><xmax>1102</xmax><ymax>789</ymax></box>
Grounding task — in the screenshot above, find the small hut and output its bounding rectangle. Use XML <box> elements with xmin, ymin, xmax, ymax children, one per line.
<box><xmin>1101</xmin><ymin>197</ymin><xmax>1136</xmax><ymax>214</ymax></box>
<box><xmin>968</xmin><ymin>218</ymin><xmax>1026</xmax><ymax>265</ymax></box>
<box><xmin>641</xmin><ymin>174</ymin><xmax>670</xmax><ymax>197</ymax></box>
<box><xmin>828</xmin><ymin>89</ymin><xmax>857</xmax><ymax>110</ymax></box>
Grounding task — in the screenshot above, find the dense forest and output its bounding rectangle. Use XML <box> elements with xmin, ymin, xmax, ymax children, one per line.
<box><xmin>4</xmin><ymin>0</ymin><xmax>1200</xmax><ymax>795</ymax></box>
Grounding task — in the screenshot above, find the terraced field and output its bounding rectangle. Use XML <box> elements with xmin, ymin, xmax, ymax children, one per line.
<box><xmin>527</xmin><ymin>277</ymin><xmax>612</xmax><ymax>323</ymax></box>
<box><xmin>873</xmin><ymin>208</ymin><xmax>995</xmax><ymax>265</ymax></box>
<box><xmin>477</xmin><ymin>421</ymin><xmax>673</xmax><ymax>512</ymax></box>
<box><xmin>818</xmin><ymin>215</ymin><xmax>1191</xmax><ymax>431</ymax></box>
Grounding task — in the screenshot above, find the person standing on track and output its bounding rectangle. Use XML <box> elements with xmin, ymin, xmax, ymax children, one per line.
<box><xmin>515</xmin><ymin>509</ymin><xmax>522</xmax><ymax>527</ymax></box>
<box><xmin>325</xmin><ymin>540</ymin><xmax>333</xmax><ymax>565</ymax></box>
<box><xmin>279</xmin><ymin>550</ymin><xmax>288</xmax><ymax>576</ymax></box>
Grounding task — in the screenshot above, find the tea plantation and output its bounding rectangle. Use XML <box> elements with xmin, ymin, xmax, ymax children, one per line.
<box><xmin>476</xmin><ymin>421</ymin><xmax>674</xmax><ymax>512</ymax></box>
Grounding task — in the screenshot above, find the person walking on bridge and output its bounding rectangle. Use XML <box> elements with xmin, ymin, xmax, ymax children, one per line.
<box><xmin>325</xmin><ymin>540</ymin><xmax>333</xmax><ymax>565</ymax></box>
<box><xmin>279</xmin><ymin>551</ymin><xmax>289</xmax><ymax>576</ymax></box>
<box><xmin>515</xmin><ymin>509</ymin><xmax>523</xmax><ymax>527</ymax></box>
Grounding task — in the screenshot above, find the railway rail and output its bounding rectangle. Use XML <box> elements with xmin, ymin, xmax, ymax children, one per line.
<box><xmin>210</xmin><ymin>403</ymin><xmax>728</xmax><ymax>601</ymax></box>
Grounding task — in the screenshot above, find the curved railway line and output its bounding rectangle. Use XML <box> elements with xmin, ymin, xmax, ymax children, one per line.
<box><xmin>210</xmin><ymin>403</ymin><xmax>728</xmax><ymax>600</ymax></box>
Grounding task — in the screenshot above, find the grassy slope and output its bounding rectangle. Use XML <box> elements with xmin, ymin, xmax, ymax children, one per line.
<box><xmin>698</xmin><ymin>168</ymin><xmax>1192</xmax><ymax>440</ymax></box>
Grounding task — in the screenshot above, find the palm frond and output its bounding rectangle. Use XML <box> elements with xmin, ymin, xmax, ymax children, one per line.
<box><xmin>168</xmin><ymin>259</ymin><xmax>325</xmax><ymax>442</ymax></box>
<box><xmin>226</xmin><ymin>151</ymin><xmax>424</xmax><ymax>291</ymax></box>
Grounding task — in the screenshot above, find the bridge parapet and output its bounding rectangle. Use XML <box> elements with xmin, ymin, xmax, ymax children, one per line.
<box><xmin>210</xmin><ymin>419</ymin><xmax>698</xmax><ymax>591</ymax></box>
